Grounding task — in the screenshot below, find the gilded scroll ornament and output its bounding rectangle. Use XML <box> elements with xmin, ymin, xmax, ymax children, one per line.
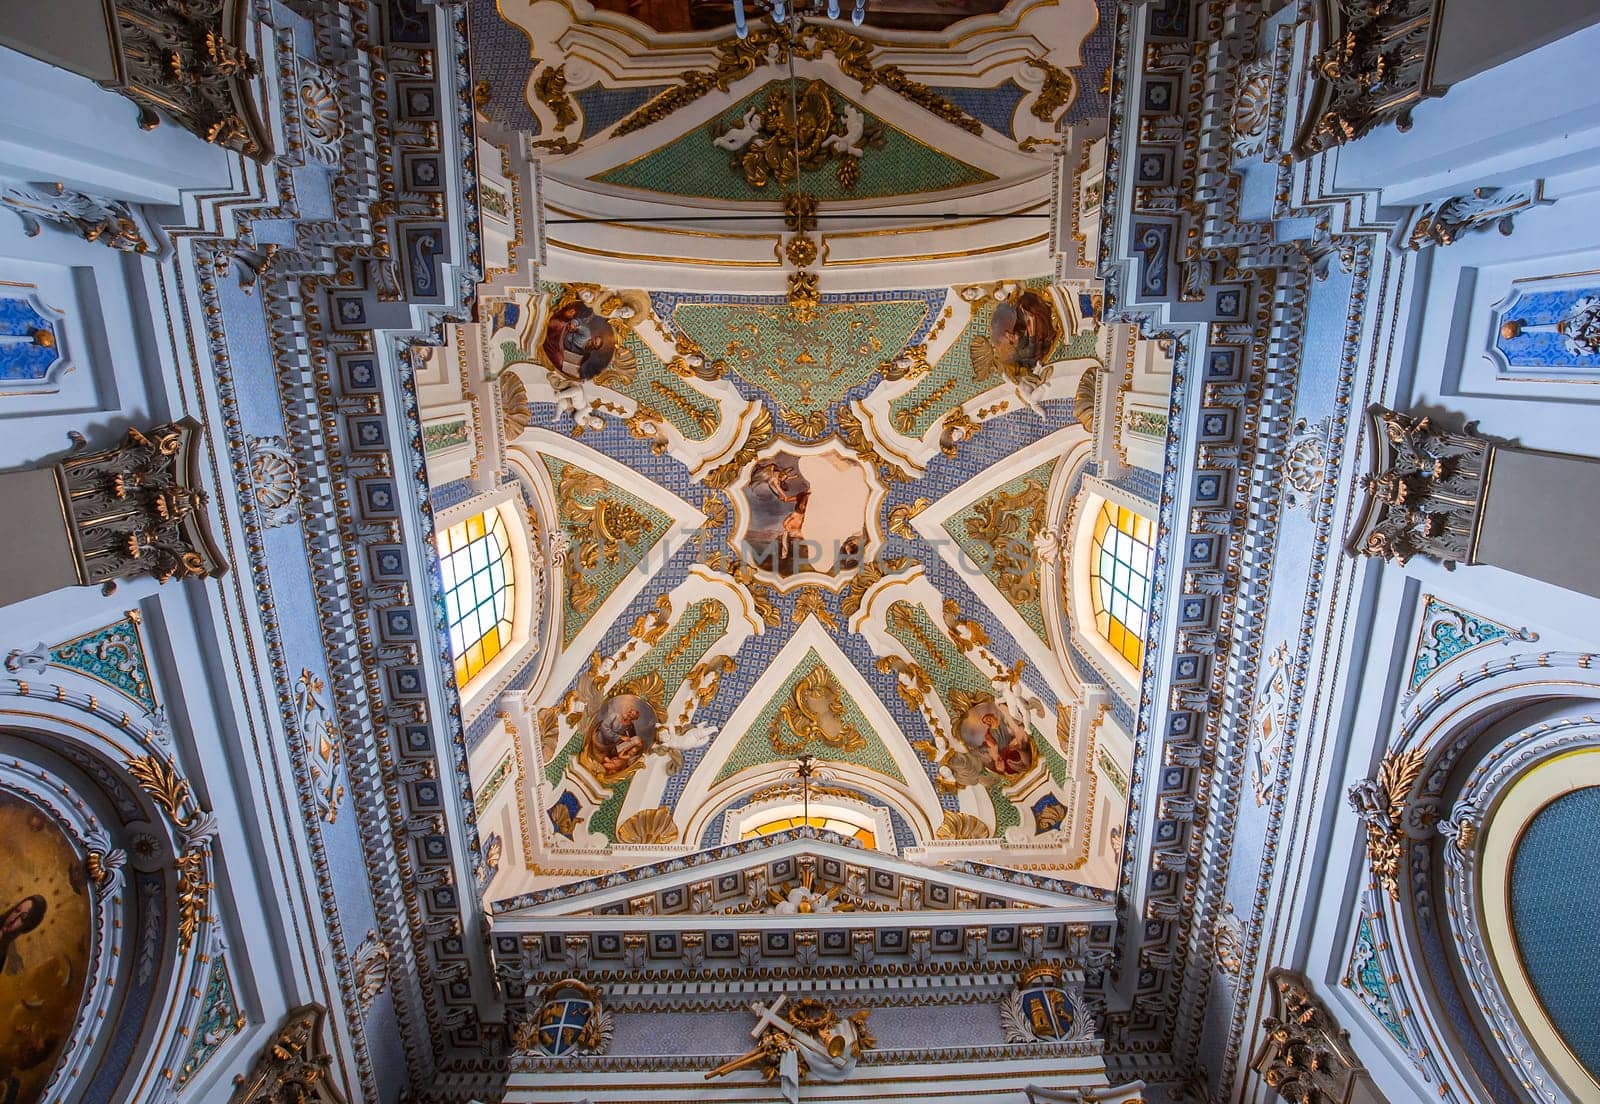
<box><xmin>613</xmin><ymin>25</ymin><xmax>981</xmax><ymax>140</ymax></box>
<box><xmin>535</xmin><ymin>63</ymin><xmax>580</xmax><ymax>130</ymax></box>
<box><xmin>769</xmin><ymin>664</ymin><xmax>867</xmax><ymax>755</ymax></box>
<box><xmin>128</xmin><ymin>750</ymin><xmax>216</xmax><ymax>951</ymax></box>
<box><xmin>1404</xmin><ymin>183</ymin><xmax>1547</xmax><ymax>250</ymax></box>
<box><xmin>1</xmin><ymin>181</ymin><xmax>159</xmax><ymax>254</ymax></box>
<box><xmin>1024</xmin><ymin>58</ymin><xmax>1077</xmax><ymax>123</ymax></box>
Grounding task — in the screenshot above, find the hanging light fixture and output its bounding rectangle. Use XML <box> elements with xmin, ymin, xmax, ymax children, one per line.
<box><xmin>733</xmin><ymin>0</ymin><xmax>868</xmax><ymax>38</ymax></box>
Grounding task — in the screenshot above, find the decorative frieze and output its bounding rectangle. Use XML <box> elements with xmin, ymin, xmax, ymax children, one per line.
<box><xmin>1346</xmin><ymin>405</ymin><xmax>1493</xmax><ymax>568</ymax></box>
<box><xmin>54</xmin><ymin>418</ymin><xmax>228</xmax><ymax>589</ymax></box>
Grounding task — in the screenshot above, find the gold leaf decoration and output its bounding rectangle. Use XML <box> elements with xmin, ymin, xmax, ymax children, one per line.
<box><xmin>770</xmin><ymin>664</ymin><xmax>866</xmax><ymax>755</ymax></box>
<box><xmin>839</xmin><ymin>554</ymin><xmax>910</xmax><ymax>619</ymax></box>
<box><xmin>534</xmin><ymin>63</ymin><xmax>578</xmax><ymax>130</ymax></box>
<box><xmin>936</xmin><ymin>810</ymin><xmax>993</xmax><ymax>840</ymax></box>
<box><xmin>792</xmin><ymin>588</ymin><xmax>838</xmax><ymax>631</ymax></box>
<box><xmin>704</xmin><ymin>407</ymin><xmax>776</xmax><ymax>489</ymax></box>
<box><xmin>615</xmin><ymin>807</ymin><xmax>679</xmax><ymax>845</ymax></box>
<box><xmin>127</xmin><ymin>754</ymin><xmax>192</xmax><ymax>823</ymax></box>
<box><xmin>887</xmin><ymin>497</ymin><xmax>931</xmax><ymax>539</ymax></box>
<box><xmin>836</xmin><ymin>407</ymin><xmax>912</xmax><ymax>483</ymax></box>
<box><xmin>1024</xmin><ymin>57</ymin><xmax>1077</xmax><ymax>122</ymax></box>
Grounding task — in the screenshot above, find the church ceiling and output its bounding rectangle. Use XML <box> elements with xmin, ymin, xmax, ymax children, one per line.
<box><xmin>478</xmin><ymin>270</ymin><xmax>1127</xmax><ymax>891</ymax></box>
<box><xmin>455</xmin><ymin>0</ymin><xmax>1135</xmax><ymax>912</ymax></box>
<box><xmin>478</xmin><ymin>0</ymin><xmax>1113</xmax><ymax>219</ymax></box>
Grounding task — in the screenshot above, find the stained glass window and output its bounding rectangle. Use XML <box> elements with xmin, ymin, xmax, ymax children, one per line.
<box><xmin>741</xmin><ymin>815</ymin><xmax>875</xmax><ymax>850</ymax></box>
<box><xmin>437</xmin><ymin>508</ymin><xmax>516</xmax><ymax>687</ymax></box>
<box><xmin>1089</xmin><ymin>500</ymin><xmax>1154</xmax><ymax>668</ymax></box>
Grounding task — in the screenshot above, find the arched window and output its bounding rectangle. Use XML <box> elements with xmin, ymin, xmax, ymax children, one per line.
<box><xmin>437</xmin><ymin>507</ymin><xmax>516</xmax><ymax>687</ymax></box>
<box><xmin>1089</xmin><ymin>501</ymin><xmax>1154</xmax><ymax>667</ymax></box>
<box><xmin>740</xmin><ymin>813</ymin><xmax>876</xmax><ymax>850</ymax></box>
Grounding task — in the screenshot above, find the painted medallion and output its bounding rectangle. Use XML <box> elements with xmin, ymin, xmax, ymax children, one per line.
<box><xmin>0</xmin><ymin>791</ymin><xmax>92</xmax><ymax>1104</ymax></box>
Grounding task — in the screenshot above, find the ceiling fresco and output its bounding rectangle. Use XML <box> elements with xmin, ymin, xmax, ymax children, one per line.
<box><xmin>474</xmin><ymin>274</ymin><xmax>1129</xmax><ymax>888</ymax></box>
<box><xmin>449</xmin><ymin>0</ymin><xmax>1139</xmax><ymax>908</ymax></box>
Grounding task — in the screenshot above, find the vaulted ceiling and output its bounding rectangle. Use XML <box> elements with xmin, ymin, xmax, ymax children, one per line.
<box><xmin>450</xmin><ymin>0</ymin><xmax>1144</xmax><ymax>903</ymax></box>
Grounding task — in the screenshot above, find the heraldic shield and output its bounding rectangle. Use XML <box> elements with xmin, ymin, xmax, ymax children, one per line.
<box><xmin>534</xmin><ymin>979</ymin><xmax>601</xmax><ymax>1056</ymax></box>
<box><xmin>1016</xmin><ymin>964</ymin><xmax>1075</xmax><ymax>1040</ymax></box>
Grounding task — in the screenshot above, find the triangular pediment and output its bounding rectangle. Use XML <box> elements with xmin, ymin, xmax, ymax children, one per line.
<box><xmin>490</xmin><ymin>831</ymin><xmax>1113</xmax><ymax>927</ymax></box>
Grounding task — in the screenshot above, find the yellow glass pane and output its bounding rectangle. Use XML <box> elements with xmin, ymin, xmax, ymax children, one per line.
<box><xmin>466</xmin><ymin>512</ymin><xmax>485</xmax><ymax>540</ymax></box>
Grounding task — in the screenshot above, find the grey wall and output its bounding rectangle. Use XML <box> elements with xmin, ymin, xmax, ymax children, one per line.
<box><xmin>1476</xmin><ymin>446</ymin><xmax>1600</xmax><ymax>598</ymax></box>
<box><xmin>0</xmin><ymin>467</ymin><xmax>78</xmax><ymax>607</ymax></box>
<box><xmin>1434</xmin><ymin>0</ymin><xmax>1600</xmax><ymax>86</ymax></box>
<box><xmin>0</xmin><ymin>0</ymin><xmax>117</xmax><ymax>83</ymax></box>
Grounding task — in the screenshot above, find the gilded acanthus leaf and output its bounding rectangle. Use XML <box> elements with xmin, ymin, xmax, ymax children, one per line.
<box><xmin>887</xmin><ymin>498</ymin><xmax>931</xmax><ymax>539</ymax></box>
<box><xmin>127</xmin><ymin>753</ymin><xmax>192</xmax><ymax>824</ymax></box>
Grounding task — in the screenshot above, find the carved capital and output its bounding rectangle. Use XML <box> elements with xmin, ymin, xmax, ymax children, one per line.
<box><xmin>105</xmin><ymin>0</ymin><xmax>273</xmax><ymax>160</ymax></box>
<box><xmin>227</xmin><ymin>1005</ymin><xmax>348</xmax><ymax>1104</ymax></box>
<box><xmin>1252</xmin><ymin>970</ymin><xmax>1385</xmax><ymax>1104</ymax></box>
<box><xmin>55</xmin><ymin>418</ymin><xmax>229</xmax><ymax>589</ymax></box>
<box><xmin>1294</xmin><ymin>0</ymin><xmax>1447</xmax><ymax>159</ymax></box>
<box><xmin>1346</xmin><ymin>405</ymin><xmax>1494</xmax><ymax>569</ymax></box>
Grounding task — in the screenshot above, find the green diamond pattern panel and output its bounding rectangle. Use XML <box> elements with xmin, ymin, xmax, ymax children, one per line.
<box><xmin>592</xmin><ymin>80</ymin><xmax>995</xmax><ymax>202</ymax></box>
<box><xmin>713</xmin><ymin>650</ymin><xmax>904</xmax><ymax>784</ymax></box>
<box><xmin>542</xmin><ymin>455</ymin><xmax>677</xmax><ymax>645</ymax></box>
<box><xmin>670</xmin><ymin>296</ymin><xmax>931</xmax><ymax>417</ymax></box>
<box><xmin>942</xmin><ymin>460</ymin><xmax>1056</xmax><ymax>643</ymax></box>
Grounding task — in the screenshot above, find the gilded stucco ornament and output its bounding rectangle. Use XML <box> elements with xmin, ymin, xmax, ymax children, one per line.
<box><xmin>769</xmin><ymin>665</ymin><xmax>867</xmax><ymax>755</ymax></box>
<box><xmin>102</xmin><ymin>0</ymin><xmax>272</xmax><ymax>158</ymax></box>
<box><xmin>1403</xmin><ymin>183</ymin><xmax>1548</xmax><ymax>250</ymax></box>
<box><xmin>714</xmin><ymin>80</ymin><xmax>884</xmax><ymax>190</ymax></box>
<box><xmin>52</xmin><ymin>419</ymin><xmax>229</xmax><ymax>590</ymax></box>
<box><xmin>1024</xmin><ymin>57</ymin><xmax>1077</xmax><ymax>123</ymax></box>
<box><xmin>1250</xmin><ymin>970</ymin><xmax>1380</xmax><ymax>1104</ymax></box>
<box><xmin>1346</xmin><ymin>744</ymin><xmax>1427</xmax><ymax>899</ymax></box>
<box><xmin>1</xmin><ymin>180</ymin><xmax>160</xmax><ymax>254</ymax></box>
<box><xmin>706</xmin><ymin>995</ymin><xmax>874</xmax><ymax>1096</ymax></box>
<box><xmin>226</xmin><ymin>1005</ymin><xmax>348</xmax><ymax>1104</ymax></box>
<box><xmin>352</xmin><ymin>929</ymin><xmax>392</xmax><ymax>1012</ymax></box>
<box><xmin>613</xmin><ymin>24</ymin><xmax>980</xmax><ymax>140</ymax></box>
<box><xmin>1347</xmin><ymin>405</ymin><xmax>1493</xmax><ymax>568</ymax></box>
<box><xmin>1293</xmin><ymin>0</ymin><xmax>1447</xmax><ymax>159</ymax></box>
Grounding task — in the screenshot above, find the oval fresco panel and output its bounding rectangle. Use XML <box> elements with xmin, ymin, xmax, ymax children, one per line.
<box><xmin>0</xmin><ymin>790</ymin><xmax>92</xmax><ymax>1104</ymax></box>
